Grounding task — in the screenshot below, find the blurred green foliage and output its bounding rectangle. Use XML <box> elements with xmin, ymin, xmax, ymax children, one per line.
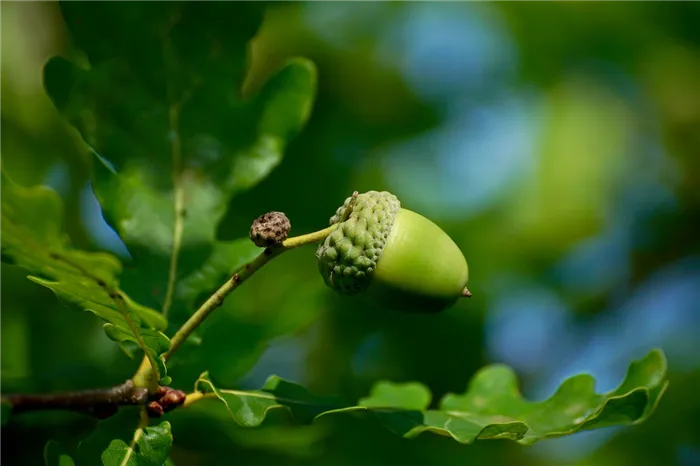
<box><xmin>2</xmin><ymin>1</ymin><xmax>700</xmax><ymax>466</ymax></box>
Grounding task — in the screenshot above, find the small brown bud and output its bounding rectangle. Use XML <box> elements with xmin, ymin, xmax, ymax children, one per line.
<box><xmin>249</xmin><ymin>211</ymin><xmax>291</xmax><ymax>247</ymax></box>
<box><xmin>147</xmin><ymin>401</ymin><xmax>164</xmax><ymax>417</ymax></box>
<box><xmin>162</xmin><ymin>389</ymin><xmax>185</xmax><ymax>407</ymax></box>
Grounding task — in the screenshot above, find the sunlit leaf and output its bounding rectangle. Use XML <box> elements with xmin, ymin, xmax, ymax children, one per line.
<box><xmin>101</xmin><ymin>421</ymin><xmax>172</xmax><ymax>466</ymax></box>
<box><xmin>190</xmin><ymin>349</ymin><xmax>668</xmax><ymax>445</ymax></box>
<box><xmin>43</xmin><ymin>2</ymin><xmax>317</xmax><ymax>328</ymax></box>
<box><xmin>0</xmin><ymin>170</ymin><xmax>169</xmax><ymax>378</ymax></box>
<box><xmin>359</xmin><ymin>381</ymin><xmax>431</xmax><ymax>411</ymax></box>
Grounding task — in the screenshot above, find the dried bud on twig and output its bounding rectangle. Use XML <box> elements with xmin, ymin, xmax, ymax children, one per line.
<box><xmin>146</xmin><ymin>386</ymin><xmax>187</xmax><ymax>418</ymax></box>
<box><xmin>249</xmin><ymin>211</ymin><xmax>291</xmax><ymax>247</ymax></box>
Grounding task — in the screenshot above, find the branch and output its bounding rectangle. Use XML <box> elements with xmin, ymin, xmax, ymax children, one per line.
<box><xmin>3</xmin><ymin>380</ymin><xmax>147</xmax><ymax>419</ymax></box>
<box><xmin>164</xmin><ymin>223</ymin><xmax>338</xmax><ymax>361</ymax></box>
<box><xmin>162</xmin><ymin>101</ymin><xmax>184</xmax><ymax>318</ymax></box>
<box><xmin>2</xmin><ymin>382</ymin><xmax>187</xmax><ymax>420</ymax></box>
<box><xmin>131</xmin><ymin>198</ymin><xmax>357</xmax><ymax>390</ymax></box>
<box><xmin>3</xmin><ymin>209</ymin><xmax>342</xmax><ymax>422</ymax></box>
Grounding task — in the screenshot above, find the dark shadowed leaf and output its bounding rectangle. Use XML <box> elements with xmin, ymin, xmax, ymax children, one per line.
<box><xmin>72</xmin><ymin>407</ymin><xmax>171</xmax><ymax>466</ymax></box>
<box><xmin>0</xmin><ymin>170</ymin><xmax>169</xmax><ymax>380</ymax></box>
<box><xmin>43</xmin><ymin>2</ymin><xmax>317</xmax><ymax>329</ymax></box>
<box><xmin>74</xmin><ymin>408</ymin><xmax>140</xmax><ymax>465</ymax></box>
<box><xmin>101</xmin><ymin>421</ymin><xmax>172</xmax><ymax>466</ymax></box>
<box><xmin>1</xmin><ymin>399</ymin><xmax>12</xmax><ymax>426</ymax></box>
<box><xmin>166</xmin><ymin>245</ymin><xmax>327</xmax><ymax>388</ymax></box>
<box><xmin>176</xmin><ymin>238</ymin><xmax>262</xmax><ymax>310</ymax></box>
<box><xmin>189</xmin><ymin>349</ymin><xmax>668</xmax><ymax>445</ymax></box>
<box><xmin>44</xmin><ymin>440</ymin><xmax>76</xmax><ymax>466</ymax></box>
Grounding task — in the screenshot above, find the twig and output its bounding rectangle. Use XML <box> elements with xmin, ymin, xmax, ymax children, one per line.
<box><xmin>3</xmin><ymin>382</ymin><xmax>187</xmax><ymax>421</ymax></box>
<box><xmin>3</xmin><ymin>198</ymin><xmax>356</xmax><ymax>422</ymax></box>
<box><xmin>162</xmin><ymin>10</ymin><xmax>186</xmax><ymax>318</ymax></box>
<box><xmin>163</xmin><ymin>223</ymin><xmax>338</xmax><ymax>362</ymax></box>
<box><xmin>131</xmin><ymin>195</ymin><xmax>356</xmax><ymax>398</ymax></box>
<box><xmin>129</xmin><ymin>219</ymin><xmax>342</xmax><ymax>388</ymax></box>
<box><xmin>3</xmin><ymin>380</ymin><xmax>147</xmax><ymax>419</ymax></box>
<box><xmin>162</xmin><ymin>102</ymin><xmax>185</xmax><ymax>318</ymax></box>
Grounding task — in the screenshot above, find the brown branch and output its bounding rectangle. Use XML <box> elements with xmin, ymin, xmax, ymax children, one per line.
<box><xmin>3</xmin><ymin>380</ymin><xmax>148</xmax><ymax>419</ymax></box>
<box><xmin>3</xmin><ymin>381</ymin><xmax>187</xmax><ymax>421</ymax></box>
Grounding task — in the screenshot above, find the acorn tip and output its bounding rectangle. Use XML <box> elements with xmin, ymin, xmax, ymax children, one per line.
<box><xmin>461</xmin><ymin>287</ymin><xmax>472</xmax><ymax>298</ymax></box>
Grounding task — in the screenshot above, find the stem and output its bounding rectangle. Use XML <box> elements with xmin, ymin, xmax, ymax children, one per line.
<box><xmin>162</xmin><ymin>102</ymin><xmax>184</xmax><ymax>317</ymax></box>
<box><xmin>338</xmin><ymin>191</ymin><xmax>359</xmax><ymax>223</ymax></box>
<box><xmin>115</xmin><ymin>294</ymin><xmax>161</xmax><ymax>393</ymax></box>
<box><xmin>182</xmin><ymin>391</ymin><xmax>208</xmax><ymax>408</ymax></box>
<box><xmin>163</xmin><ymin>224</ymin><xmax>337</xmax><ymax>362</ymax></box>
<box><xmin>132</xmin><ymin>355</ymin><xmax>155</xmax><ymax>391</ymax></box>
<box><xmin>120</xmin><ymin>408</ymin><xmax>149</xmax><ymax>466</ymax></box>
<box><xmin>3</xmin><ymin>380</ymin><xmax>147</xmax><ymax>419</ymax></box>
<box><xmin>5</xmin><ymin>214</ymin><xmax>344</xmax><ymax>421</ymax></box>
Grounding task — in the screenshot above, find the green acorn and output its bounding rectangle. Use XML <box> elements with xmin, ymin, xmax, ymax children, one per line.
<box><xmin>316</xmin><ymin>191</ymin><xmax>470</xmax><ymax>313</ymax></box>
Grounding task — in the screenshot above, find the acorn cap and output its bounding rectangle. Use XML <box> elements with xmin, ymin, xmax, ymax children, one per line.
<box><xmin>316</xmin><ymin>191</ymin><xmax>469</xmax><ymax>313</ymax></box>
<box><xmin>316</xmin><ymin>191</ymin><xmax>400</xmax><ymax>294</ymax></box>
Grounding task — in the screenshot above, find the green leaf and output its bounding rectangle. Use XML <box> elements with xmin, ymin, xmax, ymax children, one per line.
<box><xmin>103</xmin><ymin>324</ymin><xmax>171</xmax><ymax>359</ymax></box>
<box><xmin>359</xmin><ymin>381</ymin><xmax>431</xmax><ymax>411</ymax></box>
<box><xmin>193</xmin><ymin>372</ymin><xmax>345</xmax><ymax>427</ymax></box>
<box><xmin>101</xmin><ymin>421</ymin><xmax>172</xmax><ymax>466</ymax></box>
<box><xmin>43</xmin><ymin>2</ymin><xmax>317</xmax><ymax>324</ymax></box>
<box><xmin>44</xmin><ymin>440</ymin><xmax>76</xmax><ymax>466</ymax></box>
<box><xmin>0</xmin><ymin>169</ymin><xmax>169</xmax><ymax>377</ymax></box>
<box><xmin>190</xmin><ymin>349</ymin><xmax>668</xmax><ymax>445</ymax></box>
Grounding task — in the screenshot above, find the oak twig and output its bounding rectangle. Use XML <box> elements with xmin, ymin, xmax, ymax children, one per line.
<box><xmin>3</xmin><ymin>380</ymin><xmax>147</xmax><ymax>419</ymax></box>
<box><xmin>4</xmin><ymin>199</ymin><xmax>355</xmax><ymax>422</ymax></box>
<box><xmin>130</xmin><ymin>219</ymin><xmax>342</xmax><ymax>390</ymax></box>
<box><xmin>2</xmin><ymin>381</ymin><xmax>187</xmax><ymax>420</ymax></box>
<box><xmin>163</xmin><ymin>223</ymin><xmax>338</xmax><ymax>361</ymax></box>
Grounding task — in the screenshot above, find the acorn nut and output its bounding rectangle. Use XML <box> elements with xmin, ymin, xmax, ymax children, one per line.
<box><xmin>250</xmin><ymin>211</ymin><xmax>291</xmax><ymax>247</ymax></box>
<box><xmin>315</xmin><ymin>191</ymin><xmax>470</xmax><ymax>314</ymax></box>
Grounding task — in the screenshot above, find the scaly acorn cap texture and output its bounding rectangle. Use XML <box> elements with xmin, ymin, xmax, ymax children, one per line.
<box><xmin>316</xmin><ymin>190</ymin><xmax>469</xmax><ymax>313</ymax></box>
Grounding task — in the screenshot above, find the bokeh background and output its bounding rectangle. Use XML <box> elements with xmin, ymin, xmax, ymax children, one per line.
<box><xmin>2</xmin><ymin>2</ymin><xmax>700</xmax><ymax>465</ymax></box>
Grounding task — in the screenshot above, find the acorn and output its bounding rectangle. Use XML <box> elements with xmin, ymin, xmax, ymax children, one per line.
<box><xmin>315</xmin><ymin>190</ymin><xmax>470</xmax><ymax>313</ymax></box>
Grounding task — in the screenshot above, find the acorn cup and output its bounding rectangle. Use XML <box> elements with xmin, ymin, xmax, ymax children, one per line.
<box><xmin>316</xmin><ymin>191</ymin><xmax>470</xmax><ymax>314</ymax></box>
